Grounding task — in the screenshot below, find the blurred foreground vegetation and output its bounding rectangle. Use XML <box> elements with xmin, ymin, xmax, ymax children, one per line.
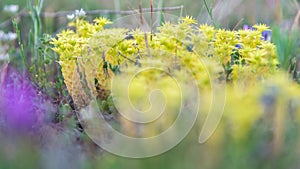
<box><xmin>0</xmin><ymin>0</ymin><xmax>300</xmax><ymax>169</ymax></box>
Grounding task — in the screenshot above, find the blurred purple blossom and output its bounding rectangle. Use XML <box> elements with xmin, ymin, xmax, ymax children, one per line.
<box><xmin>235</xmin><ymin>44</ymin><xmax>242</xmax><ymax>49</ymax></box>
<box><xmin>262</xmin><ymin>30</ymin><xmax>272</xmax><ymax>42</ymax></box>
<box><xmin>243</xmin><ymin>24</ymin><xmax>254</xmax><ymax>31</ymax></box>
<box><xmin>0</xmin><ymin>67</ymin><xmax>42</xmax><ymax>133</ymax></box>
<box><xmin>243</xmin><ymin>24</ymin><xmax>249</xmax><ymax>30</ymax></box>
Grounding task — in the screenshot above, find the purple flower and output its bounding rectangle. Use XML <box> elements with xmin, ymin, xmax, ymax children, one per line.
<box><xmin>262</xmin><ymin>30</ymin><xmax>272</xmax><ymax>42</ymax></box>
<box><xmin>235</xmin><ymin>44</ymin><xmax>242</xmax><ymax>49</ymax></box>
<box><xmin>243</xmin><ymin>24</ymin><xmax>249</xmax><ymax>30</ymax></box>
<box><xmin>243</xmin><ymin>24</ymin><xmax>254</xmax><ymax>31</ymax></box>
<box><xmin>0</xmin><ymin>68</ymin><xmax>40</xmax><ymax>133</ymax></box>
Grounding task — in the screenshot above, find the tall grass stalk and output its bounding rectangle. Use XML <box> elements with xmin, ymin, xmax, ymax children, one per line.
<box><xmin>27</xmin><ymin>0</ymin><xmax>49</xmax><ymax>88</ymax></box>
<box><xmin>272</xmin><ymin>26</ymin><xmax>300</xmax><ymax>71</ymax></box>
<box><xmin>114</xmin><ymin>0</ymin><xmax>121</xmax><ymax>19</ymax></box>
<box><xmin>12</xmin><ymin>19</ymin><xmax>26</xmax><ymax>69</ymax></box>
<box><xmin>28</xmin><ymin>0</ymin><xmax>43</xmax><ymax>59</ymax></box>
<box><xmin>202</xmin><ymin>0</ymin><xmax>215</xmax><ymax>26</ymax></box>
<box><xmin>157</xmin><ymin>0</ymin><xmax>164</xmax><ymax>26</ymax></box>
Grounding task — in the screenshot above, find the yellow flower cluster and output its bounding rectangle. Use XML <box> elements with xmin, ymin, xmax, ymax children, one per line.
<box><xmin>51</xmin><ymin>17</ymin><xmax>113</xmax><ymax>108</ymax></box>
<box><xmin>51</xmin><ymin>16</ymin><xmax>278</xmax><ymax>108</ymax></box>
<box><xmin>51</xmin><ymin>17</ymin><xmax>300</xmax><ymax>143</ymax></box>
<box><xmin>199</xmin><ymin>24</ymin><xmax>278</xmax><ymax>86</ymax></box>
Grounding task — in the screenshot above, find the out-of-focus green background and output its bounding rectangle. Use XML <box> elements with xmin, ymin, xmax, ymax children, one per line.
<box><xmin>0</xmin><ymin>0</ymin><xmax>300</xmax><ymax>169</ymax></box>
<box><xmin>1</xmin><ymin>0</ymin><xmax>299</xmax><ymax>30</ymax></box>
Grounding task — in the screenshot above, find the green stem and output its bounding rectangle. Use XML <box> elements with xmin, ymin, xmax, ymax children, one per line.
<box><xmin>203</xmin><ymin>0</ymin><xmax>216</xmax><ymax>26</ymax></box>
<box><xmin>114</xmin><ymin>0</ymin><xmax>121</xmax><ymax>19</ymax></box>
<box><xmin>157</xmin><ymin>0</ymin><xmax>164</xmax><ymax>26</ymax></box>
<box><xmin>12</xmin><ymin>19</ymin><xmax>26</xmax><ymax>69</ymax></box>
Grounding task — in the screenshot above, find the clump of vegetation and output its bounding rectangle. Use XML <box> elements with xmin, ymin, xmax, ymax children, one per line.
<box><xmin>1</xmin><ymin>0</ymin><xmax>300</xmax><ymax>168</ymax></box>
<box><xmin>52</xmin><ymin>16</ymin><xmax>278</xmax><ymax>109</ymax></box>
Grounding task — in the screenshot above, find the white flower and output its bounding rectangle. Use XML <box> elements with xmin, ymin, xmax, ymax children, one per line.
<box><xmin>75</xmin><ymin>8</ymin><xmax>86</xmax><ymax>17</ymax></box>
<box><xmin>66</xmin><ymin>14</ymin><xmax>75</xmax><ymax>20</ymax></box>
<box><xmin>6</xmin><ymin>32</ymin><xmax>17</xmax><ymax>41</ymax></box>
<box><xmin>0</xmin><ymin>31</ymin><xmax>4</xmax><ymax>39</ymax></box>
<box><xmin>0</xmin><ymin>53</ymin><xmax>9</xmax><ymax>61</ymax></box>
<box><xmin>3</xmin><ymin>4</ymin><xmax>19</xmax><ymax>13</ymax></box>
<box><xmin>66</xmin><ymin>8</ymin><xmax>86</xmax><ymax>20</ymax></box>
<box><xmin>0</xmin><ymin>30</ymin><xmax>17</xmax><ymax>41</ymax></box>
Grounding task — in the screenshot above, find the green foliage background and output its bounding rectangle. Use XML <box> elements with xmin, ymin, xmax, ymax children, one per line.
<box><xmin>0</xmin><ymin>0</ymin><xmax>300</xmax><ymax>169</ymax></box>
